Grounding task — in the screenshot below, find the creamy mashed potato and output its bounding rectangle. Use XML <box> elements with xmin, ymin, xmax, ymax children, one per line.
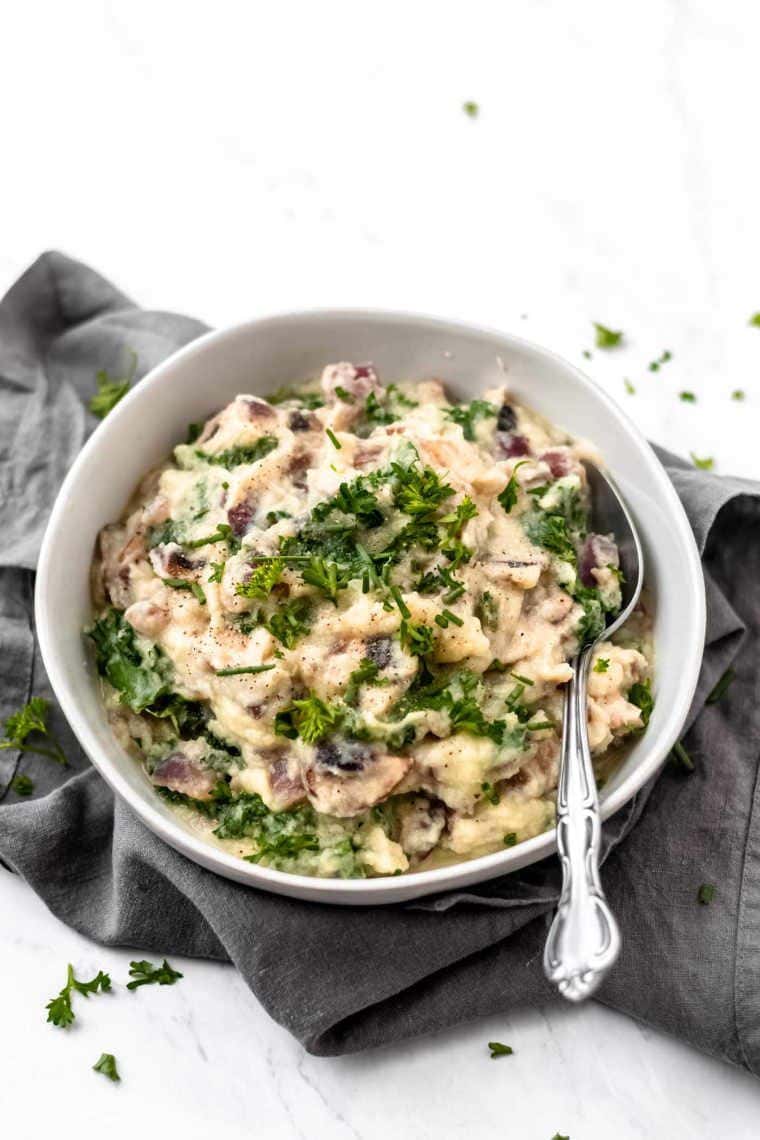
<box><xmin>88</xmin><ymin>363</ymin><xmax>652</xmax><ymax>878</ymax></box>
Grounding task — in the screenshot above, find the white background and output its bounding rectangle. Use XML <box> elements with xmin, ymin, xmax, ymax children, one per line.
<box><xmin>2</xmin><ymin>2</ymin><xmax>760</xmax><ymax>1137</ymax></box>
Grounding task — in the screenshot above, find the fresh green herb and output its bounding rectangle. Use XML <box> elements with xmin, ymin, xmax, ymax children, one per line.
<box><xmin>523</xmin><ymin>511</ymin><xmax>577</xmax><ymax>564</ymax></box>
<box><xmin>162</xmin><ymin>577</ymin><xmax>207</xmax><ymax>605</ymax></box>
<box><xmin>236</xmin><ymin>558</ymin><xmax>285</xmax><ymax>600</ymax></box>
<box><xmin>88</xmin><ymin>608</ymin><xmax>168</xmax><ymax>713</ymax></box>
<box><xmin>400</xmin><ymin>619</ymin><xmax>435</xmax><ymax>657</ymax></box>
<box><xmin>497</xmin><ymin>461</ymin><xmax>528</xmax><ymax>514</ymax></box>
<box><xmin>392</xmin><ymin>461</ymin><xmax>454</xmax><ymax>514</ymax></box>
<box><xmin>488</xmin><ymin>1041</ymin><xmax>513</xmax><ymax>1058</ymax></box>
<box><xmin>679</xmin><ymin>391</ymin><xmax>697</xmax><ymax>403</ymax></box>
<box><xmin>670</xmin><ymin>740</ymin><xmax>694</xmax><ymax>773</ymax></box>
<box><xmin>582</xmin><ymin>349</ymin><xmax>592</xmax><ymax>361</ymax></box>
<box><xmin>445</xmin><ymin>399</ymin><xmax>497</xmax><ymax>441</ymax></box>
<box><xmin>93</xmin><ymin>1053</ymin><xmax>120</xmax><ymax>1082</ymax></box>
<box><xmin>624</xmin><ymin>378</ymin><xmax>636</xmax><ymax>395</ymax></box>
<box><xmin>649</xmin><ymin>349</ymin><xmax>672</xmax><ymax>372</ymax></box>
<box><xmin>748</xmin><ymin>313</ymin><xmax>760</xmax><ymax>327</ymax></box>
<box><xmin>266</xmin><ymin>509</ymin><xmax>292</xmax><ymax>525</ymax></box>
<box><xmin>196</xmin><ymin>436</ymin><xmax>278</xmax><ymax>469</ymax></box>
<box><xmin>127</xmin><ymin>959</ymin><xmax>183</xmax><ymax>990</ymax></box>
<box><xmin>440</xmin><ymin>496</ymin><xmax>478</xmax><ymax>539</ymax></box>
<box><xmin>503</xmin><ymin>832</ymin><xmax>517</xmax><ymax>847</ymax></box>
<box><xmin>706</xmin><ymin>668</ymin><xmax>735</xmax><ymax>705</ymax></box>
<box><xmin>731</xmin><ymin>389</ymin><xmax>745</xmax><ymax>401</ymax></box>
<box><xmin>326</xmin><ymin>428</ymin><xmax>342</xmax><ymax>450</ymax></box>
<box><xmin>415</xmin><ymin>565</ymin><xmax>465</xmax><ymax>604</ymax></box>
<box><xmin>390</xmin><ymin>585</ymin><xmax>411</xmax><ymax>619</ymax></box>
<box><xmin>186</xmin><ymin>421</ymin><xmax>203</xmax><ymax>444</ymax></box>
<box><xmin>89</xmin><ymin>351</ymin><xmax>137</xmax><ymax>419</ymax></box>
<box><xmin>334</xmin><ymin>385</ymin><xmax>354</xmax><ymax>402</ymax></box>
<box><xmin>593</xmin><ymin>323</ymin><xmax>623</xmax><ymax>349</ymax></box>
<box><xmin>593</xmin><ymin>658</ymin><xmax>610</xmax><ymax>673</ymax></box>
<box><xmin>206</xmin><ymin>793</ymin><xmax>324</xmax><ymax>867</ymax></box>
<box><xmin>267</xmin><ymin>385</ymin><xmax>324</xmax><ymax>408</ymax></box>
<box><xmin>208</xmin><ymin>561</ymin><xmax>225</xmax><ymax>583</ymax></box>
<box><xmin>690</xmin><ymin>453</ymin><xmax>714</xmax><ymax>470</ymax></box>
<box><xmin>283</xmin><ymin>694</ymin><xmax>343</xmax><ymax>744</ymax></box>
<box><xmin>11</xmin><ymin>774</ymin><xmax>34</xmax><ymax>795</ymax></box>
<box><xmin>344</xmin><ymin>659</ymin><xmax>381</xmax><ymax>707</ymax></box>
<box><xmin>0</xmin><ymin>697</ymin><xmax>67</xmax><ymax>766</ymax></box>
<box><xmin>463</xmin><ymin>101</ymin><xmax>479</xmax><ymax>118</ymax></box>
<box><xmin>435</xmin><ymin>609</ymin><xmax>464</xmax><ymax>629</ymax></box>
<box><xmin>628</xmin><ymin>679</ymin><xmax>654</xmax><ymax>726</ymax></box>
<box><xmin>263</xmin><ymin>597</ymin><xmax>312</xmax><ymax>649</ymax></box>
<box><xmin>185</xmin><ymin>523</ymin><xmax>235</xmax><ymax>549</ymax></box>
<box><xmin>697</xmin><ymin>883</ymin><xmax>716</xmax><ymax>905</ymax></box>
<box><xmin>510</xmin><ymin>671</ymin><xmax>533</xmax><ymax>686</ymax></box>
<box><xmin>475</xmin><ymin>591</ymin><xmax>499</xmax><ymax>631</ymax></box>
<box><xmin>46</xmin><ymin>964</ymin><xmax>112</xmax><ymax>1028</ymax></box>
<box><xmin>481</xmin><ymin>782</ymin><xmax>500</xmax><ymax>806</ymax></box>
<box><xmin>215</xmin><ymin>664</ymin><xmax>276</xmax><ymax>677</ymax></box>
<box><xmin>301</xmin><ymin>556</ymin><xmax>352</xmax><ymax>602</ymax></box>
<box><xmin>551</xmin><ymin>1134</ymin><xmax>570</xmax><ymax>1140</ymax></box>
<box><xmin>525</xmin><ymin>720</ymin><xmax>553</xmax><ymax>732</ymax></box>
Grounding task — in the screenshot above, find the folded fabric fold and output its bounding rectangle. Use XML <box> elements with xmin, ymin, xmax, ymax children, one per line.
<box><xmin>1</xmin><ymin>252</ymin><xmax>758</xmax><ymax>1072</ymax></box>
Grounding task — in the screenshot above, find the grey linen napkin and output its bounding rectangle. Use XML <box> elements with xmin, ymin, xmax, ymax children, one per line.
<box><xmin>1</xmin><ymin>252</ymin><xmax>758</xmax><ymax>1069</ymax></box>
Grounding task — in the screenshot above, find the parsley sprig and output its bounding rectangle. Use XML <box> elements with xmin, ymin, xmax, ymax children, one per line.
<box><xmin>89</xmin><ymin>351</ymin><xmax>137</xmax><ymax>419</ymax></box>
<box><xmin>46</xmin><ymin>964</ymin><xmax>112</xmax><ymax>1027</ymax></box>
<box><xmin>93</xmin><ymin>1053</ymin><xmax>120</xmax><ymax>1082</ymax></box>
<box><xmin>126</xmin><ymin>959</ymin><xmax>184</xmax><ymax>990</ymax></box>
<box><xmin>1</xmin><ymin>697</ymin><xmax>67</xmax><ymax>765</ymax></box>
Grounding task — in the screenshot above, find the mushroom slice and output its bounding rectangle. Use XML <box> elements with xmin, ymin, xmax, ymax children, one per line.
<box><xmin>301</xmin><ymin>739</ymin><xmax>410</xmax><ymax>818</ymax></box>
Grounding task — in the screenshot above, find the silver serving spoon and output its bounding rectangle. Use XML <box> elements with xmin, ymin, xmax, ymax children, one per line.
<box><xmin>543</xmin><ymin>460</ymin><xmax>644</xmax><ymax>1002</ymax></box>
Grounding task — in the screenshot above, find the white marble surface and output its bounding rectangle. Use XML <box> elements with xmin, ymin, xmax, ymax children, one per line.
<box><xmin>2</xmin><ymin>2</ymin><xmax>760</xmax><ymax>1137</ymax></box>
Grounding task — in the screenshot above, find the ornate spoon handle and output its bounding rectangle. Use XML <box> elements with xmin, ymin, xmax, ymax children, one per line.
<box><xmin>543</xmin><ymin>645</ymin><xmax>621</xmax><ymax>1001</ymax></box>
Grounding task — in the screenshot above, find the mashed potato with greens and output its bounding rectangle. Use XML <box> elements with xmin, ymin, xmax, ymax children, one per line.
<box><xmin>89</xmin><ymin>363</ymin><xmax>652</xmax><ymax>878</ymax></box>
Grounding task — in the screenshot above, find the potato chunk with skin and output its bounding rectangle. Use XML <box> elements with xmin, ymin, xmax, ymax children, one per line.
<box><xmin>444</xmin><ymin>792</ymin><xmax>553</xmax><ymax>856</ymax></box>
<box><xmin>406</xmin><ymin>734</ymin><xmax>498</xmax><ymax>813</ymax></box>
<box><xmin>587</xmin><ymin>642</ymin><xmax>648</xmax><ymax>753</ymax></box>
<box><xmin>404</xmin><ymin>593</ymin><xmax>490</xmax><ymax>666</ymax></box>
<box><xmin>357</xmin><ymin>825</ymin><xmax>409</xmax><ymax>875</ymax></box>
<box><xmin>301</xmin><ymin>740</ymin><xmax>411</xmax><ymax>818</ymax></box>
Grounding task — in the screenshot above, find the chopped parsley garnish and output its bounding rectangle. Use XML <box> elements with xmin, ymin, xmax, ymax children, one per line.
<box><xmin>593</xmin><ymin>323</ymin><xmax>623</xmax><ymax>349</ymax></box>
<box><xmin>215</xmin><ymin>664</ymin><xmax>276</xmax><ymax>677</ymax></box>
<box><xmin>0</xmin><ymin>696</ymin><xmax>67</xmax><ymax>766</ymax></box>
<box><xmin>628</xmin><ymin>679</ymin><xmax>654</xmax><ymax>726</ymax></box>
<box><xmin>236</xmin><ymin>558</ymin><xmax>285</xmax><ymax>600</ymax></box>
<box><xmin>46</xmin><ymin>964</ymin><xmax>111</xmax><ymax>1027</ymax></box>
<box><xmin>196</xmin><ymin>436</ymin><xmax>278</xmax><ymax>469</ymax></box>
<box><xmin>624</xmin><ymin>378</ymin><xmax>635</xmax><ymax>395</ymax></box>
<box><xmin>344</xmin><ymin>659</ymin><xmax>381</xmax><ymax>707</ymax></box>
<box><xmin>706</xmin><ymin>668</ymin><xmax>735</xmax><ymax>704</ymax></box>
<box><xmin>267</xmin><ymin>384</ymin><xmax>324</xmax><ymax>408</ymax></box>
<box><xmin>481</xmin><ymin>782</ymin><xmax>500</xmax><ymax>806</ymax></box>
<box><xmin>263</xmin><ymin>597</ymin><xmax>312</xmax><ymax>649</ymax></box>
<box><xmin>400</xmin><ymin>619</ymin><xmax>436</xmax><ymax>657</ymax></box>
<box><xmin>416</xmin><ymin>564</ymin><xmax>465</xmax><ymax>603</ymax></box>
<box><xmin>697</xmin><ymin>883</ymin><xmax>716</xmax><ymax>905</ymax></box>
<box><xmin>690</xmin><ymin>453</ymin><xmax>714</xmax><ymax>470</ymax></box>
<box><xmin>162</xmin><ymin>577</ymin><xmax>207</xmax><ymax>605</ymax></box>
<box><xmin>463</xmin><ymin>101</ymin><xmax>479</xmax><ymax>118</ymax></box>
<box><xmin>89</xmin><ymin>351</ymin><xmax>137</xmax><ymax>419</ymax></box>
<box><xmin>593</xmin><ymin>658</ymin><xmax>610</xmax><ymax>673</ymax></box>
<box><xmin>679</xmin><ymin>391</ymin><xmax>696</xmax><ymax>402</ymax></box>
<box><xmin>670</xmin><ymin>740</ymin><xmax>694</xmax><ymax>773</ymax></box>
<box><xmin>731</xmin><ymin>389</ymin><xmax>745</xmax><ymax>401</ymax></box>
<box><xmin>326</xmin><ymin>427</ymin><xmax>342</xmax><ymax>450</ymax></box>
<box><xmin>649</xmin><ymin>349</ymin><xmax>672</xmax><ymax>372</ymax></box>
<box><xmin>93</xmin><ymin>1053</ymin><xmax>120</xmax><ymax>1082</ymax></box>
<box><xmin>208</xmin><ymin>561</ymin><xmax>225</xmax><ymax>583</ymax></box>
<box><xmin>334</xmin><ymin>385</ymin><xmax>354</xmax><ymax>402</ymax></box>
<box><xmin>186</xmin><ymin>421</ymin><xmax>203</xmax><ymax>444</ymax></box>
<box><xmin>488</xmin><ymin>1041</ymin><xmax>513</xmax><ymax>1057</ymax></box>
<box><xmin>278</xmin><ymin>694</ymin><xmax>344</xmax><ymax>744</ymax></box>
<box><xmin>127</xmin><ymin>959</ymin><xmax>184</xmax><ymax>989</ymax></box>
<box><xmin>582</xmin><ymin>349</ymin><xmax>592</xmax><ymax>360</ymax></box>
<box><xmin>11</xmin><ymin>773</ymin><xmax>34</xmax><ymax>795</ymax></box>
<box><xmin>503</xmin><ymin>832</ymin><xmax>517</xmax><ymax>847</ymax></box>
<box><xmin>497</xmin><ymin>461</ymin><xmax>528</xmax><ymax>514</ymax></box>
<box><xmin>523</xmin><ymin>510</ymin><xmax>577</xmax><ymax>565</ymax></box>
<box><xmin>266</xmin><ymin>509</ymin><xmax>292</xmax><ymax>525</ymax></box>
<box><xmin>748</xmin><ymin>313</ymin><xmax>760</xmax><ymax>327</ymax></box>
<box><xmin>445</xmin><ymin>399</ymin><xmax>497</xmax><ymax>441</ymax></box>
<box><xmin>393</xmin><ymin>461</ymin><xmax>454</xmax><ymax>514</ymax></box>
<box><xmin>301</xmin><ymin>556</ymin><xmax>353</xmax><ymax>602</ymax></box>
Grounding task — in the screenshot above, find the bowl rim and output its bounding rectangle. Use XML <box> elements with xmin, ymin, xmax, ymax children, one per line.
<box><xmin>35</xmin><ymin>307</ymin><xmax>706</xmax><ymax>900</ymax></box>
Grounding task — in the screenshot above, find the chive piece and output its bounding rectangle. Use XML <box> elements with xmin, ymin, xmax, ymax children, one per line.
<box><xmin>593</xmin><ymin>323</ymin><xmax>623</xmax><ymax>349</ymax></box>
<box><xmin>162</xmin><ymin>578</ymin><xmax>206</xmax><ymax>605</ymax></box>
<box><xmin>435</xmin><ymin>609</ymin><xmax>464</xmax><ymax>629</ymax></box>
<box><xmin>670</xmin><ymin>741</ymin><xmax>694</xmax><ymax>773</ymax></box>
<box><xmin>390</xmin><ymin>585</ymin><xmax>410</xmax><ymax>619</ymax></box>
<box><xmin>623</xmin><ymin>378</ymin><xmax>636</xmax><ymax>395</ymax></box>
<box><xmin>510</xmin><ymin>671</ymin><xmax>533</xmax><ymax>686</ymax></box>
<box><xmin>488</xmin><ymin>1041</ymin><xmax>513</xmax><ymax>1058</ymax></box>
<box><xmin>706</xmin><ymin>668</ymin><xmax>735</xmax><ymax>704</ymax></box>
<box><xmin>679</xmin><ymin>391</ymin><xmax>697</xmax><ymax>403</ymax></box>
<box><xmin>215</xmin><ymin>665</ymin><xmax>276</xmax><ymax>677</ymax></box>
<box><xmin>526</xmin><ymin>720</ymin><xmax>553</xmax><ymax>732</ymax></box>
<box><xmin>697</xmin><ymin>883</ymin><xmax>716</xmax><ymax>905</ymax></box>
<box><xmin>326</xmin><ymin>428</ymin><xmax>342</xmax><ymax>450</ymax></box>
<box><xmin>503</xmin><ymin>832</ymin><xmax>517</xmax><ymax>847</ymax></box>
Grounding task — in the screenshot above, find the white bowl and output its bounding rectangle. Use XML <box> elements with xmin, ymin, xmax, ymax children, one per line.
<box><xmin>35</xmin><ymin>311</ymin><xmax>705</xmax><ymax>904</ymax></box>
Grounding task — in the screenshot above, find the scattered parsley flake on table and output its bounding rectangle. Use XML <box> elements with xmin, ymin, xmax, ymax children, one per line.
<box><xmin>623</xmin><ymin>378</ymin><xmax>635</xmax><ymax>395</ymax></box>
<box><xmin>126</xmin><ymin>958</ymin><xmax>184</xmax><ymax>990</ymax></box>
<box><xmin>462</xmin><ymin>101</ymin><xmax>479</xmax><ymax>118</ymax></box>
<box><xmin>93</xmin><ymin>1053</ymin><xmax>120</xmax><ymax>1082</ymax></box>
<box><xmin>731</xmin><ymin>389</ymin><xmax>745</xmax><ymax>401</ymax></box>
<box><xmin>11</xmin><ymin>774</ymin><xmax>34</xmax><ymax>795</ymax></box>
<box><xmin>670</xmin><ymin>740</ymin><xmax>694</xmax><ymax>773</ymax></box>
<box><xmin>679</xmin><ymin>391</ymin><xmax>696</xmax><ymax>403</ymax></box>
<box><xmin>0</xmin><ymin>697</ymin><xmax>67</xmax><ymax>765</ymax></box>
<box><xmin>698</xmin><ymin>883</ymin><xmax>716</xmax><ymax>905</ymax></box>
<box><xmin>593</xmin><ymin>322</ymin><xmax>623</xmax><ymax>349</ymax></box>
<box><xmin>46</xmin><ymin>964</ymin><xmax>112</xmax><ymax>1027</ymax></box>
<box><xmin>89</xmin><ymin>350</ymin><xmax>137</xmax><ymax>419</ymax></box>
<box><xmin>488</xmin><ymin>1041</ymin><xmax>514</xmax><ymax>1058</ymax></box>
<box><xmin>706</xmin><ymin>668</ymin><xmax>735</xmax><ymax>705</ymax></box>
<box><xmin>748</xmin><ymin>313</ymin><xmax>760</xmax><ymax>327</ymax></box>
<box><xmin>690</xmin><ymin>453</ymin><xmax>714</xmax><ymax>471</ymax></box>
<box><xmin>648</xmin><ymin>349</ymin><xmax>672</xmax><ymax>372</ymax></box>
